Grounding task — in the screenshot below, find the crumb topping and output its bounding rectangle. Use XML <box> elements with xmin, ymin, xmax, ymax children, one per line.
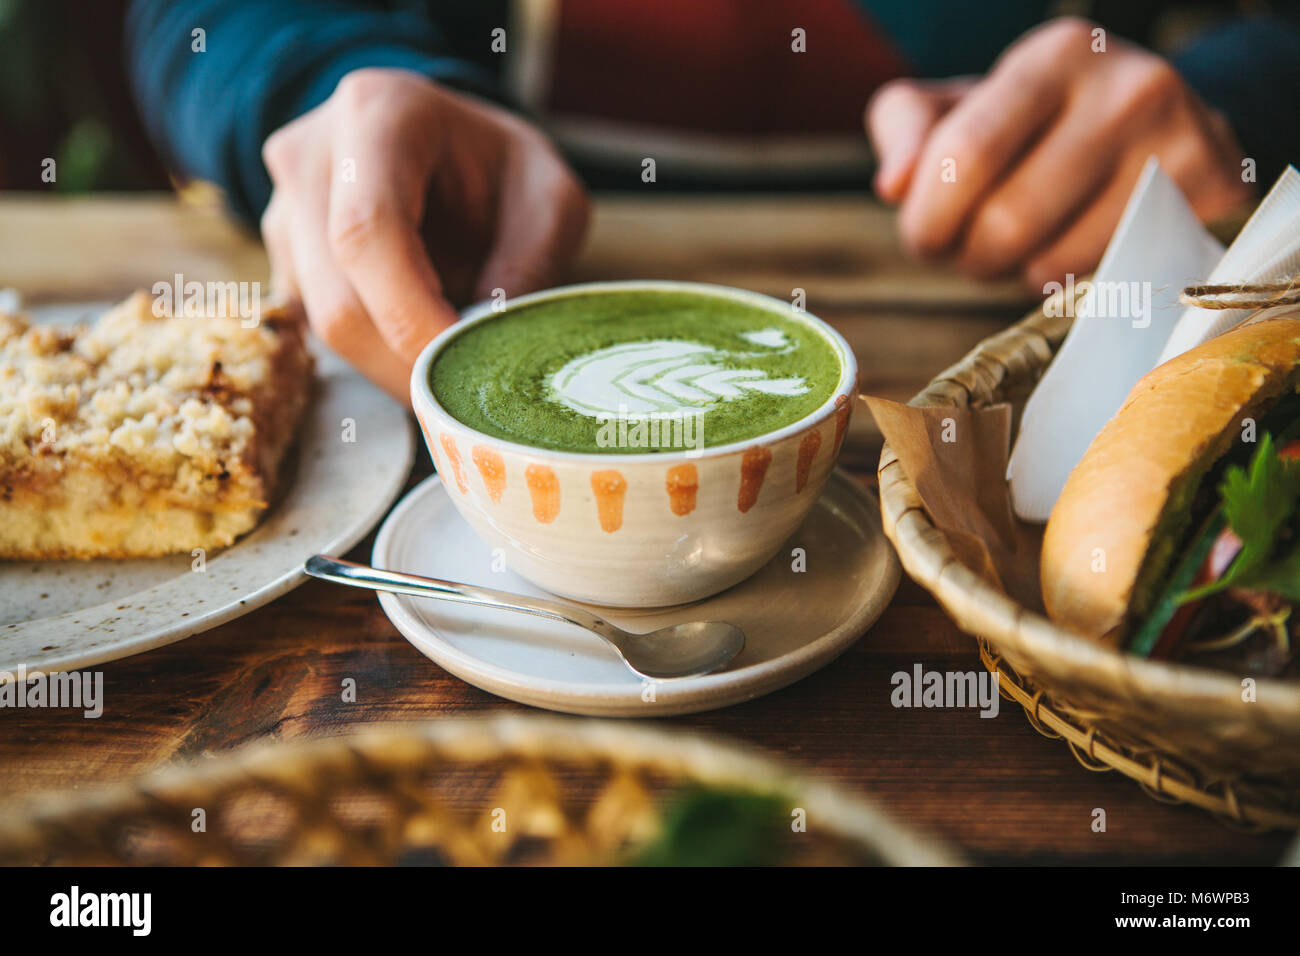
<box><xmin>0</xmin><ymin>291</ymin><xmax>294</xmax><ymax>486</ymax></box>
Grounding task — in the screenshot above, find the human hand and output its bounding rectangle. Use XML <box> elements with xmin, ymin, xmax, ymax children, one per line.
<box><xmin>261</xmin><ymin>68</ymin><xmax>589</xmax><ymax>399</ymax></box>
<box><xmin>866</xmin><ymin>18</ymin><xmax>1252</xmax><ymax>289</ymax></box>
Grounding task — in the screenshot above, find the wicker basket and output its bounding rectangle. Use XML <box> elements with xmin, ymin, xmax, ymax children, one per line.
<box><xmin>0</xmin><ymin>716</ymin><xmax>960</xmax><ymax>866</ymax></box>
<box><xmin>877</xmin><ymin>301</ymin><xmax>1300</xmax><ymax>831</ymax></box>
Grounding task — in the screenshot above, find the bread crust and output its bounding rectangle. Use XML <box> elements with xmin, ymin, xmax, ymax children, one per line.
<box><xmin>1041</xmin><ymin>313</ymin><xmax>1300</xmax><ymax>643</ymax></box>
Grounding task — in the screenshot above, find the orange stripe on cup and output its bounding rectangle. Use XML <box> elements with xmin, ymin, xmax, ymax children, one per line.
<box><xmin>415</xmin><ymin>415</ymin><xmax>436</xmax><ymax>456</ymax></box>
<box><xmin>665</xmin><ymin>464</ymin><xmax>698</xmax><ymax>516</ymax></box>
<box><xmin>472</xmin><ymin>446</ymin><xmax>506</xmax><ymax>503</ymax></box>
<box><xmin>590</xmin><ymin>470</ymin><xmax>628</xmax><ymax>532</ymax></box>
<box><xmin>738</xmin><ymin>446</ymin><xmax>772</xmax><ymax>513</ymax></box>
<box><xmin>525</xmin><ymin>464</ymin><xmax>561</xmax><ymax>523</ymax></box>
<box><xmin>439</xmin><ymin>433</ymin><xmax>468</xmax><ymax>493</ymax></box>
<box><xmin>420</xmin><ymin>427</ymin><xmax>442</xmax><ymax>476</ymax></box>
<box><xmin>796</xmin><ymin>430</ymin><xmax>822</xmax><ymax>492</ymax></box>
<box><xmin>832</xmin><ymin>394</ymin><xmax>852</xmax><ymax>451</ymax></box>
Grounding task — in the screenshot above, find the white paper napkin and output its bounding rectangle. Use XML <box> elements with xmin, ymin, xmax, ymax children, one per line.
<box><xmin>1158</xmin><ymin>166</ymin><xmax>1300</xmax><ymax>361</ymax></box>
<box><xmin>1006</xmin><ymin>158</ymin><xmax>1223</xmax><ymax>521</ymax></box>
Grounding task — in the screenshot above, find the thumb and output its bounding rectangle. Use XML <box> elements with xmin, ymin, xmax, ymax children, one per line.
<box><xmin>866</xmin><ymin>77</ymin><xmax>973</xmax><ymax>202</ymax></box>
<box><xmin>476</xmin><ymin>147</ymin><xmax>589</xmax><ymax>301</ymax></box>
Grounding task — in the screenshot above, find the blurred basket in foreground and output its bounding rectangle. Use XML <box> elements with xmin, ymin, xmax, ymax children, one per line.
<box><xmin>877</xmin><ymin>300</ymin><xmax>1300</xmax><ymax>830</ymax></box>
<box><xmin>0</xmin><ymin>716</ymin><xmax>959</xmax><ymax>866</ymax></box>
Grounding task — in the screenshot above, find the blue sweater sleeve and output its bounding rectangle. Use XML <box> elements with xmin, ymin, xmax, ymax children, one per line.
<box><xmin>125</xmin><ymin>0</ymin><xmax>504</xmax><ymax>224</ymax></box>
<box><xmin>1172</xmin><ymin>13</ymin><xmax>1300</xmax><ymax>190</ymax></box>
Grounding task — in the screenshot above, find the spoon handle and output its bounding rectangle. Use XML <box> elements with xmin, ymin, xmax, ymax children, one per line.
<box><xmin>304</xmin><ymin>555</ymin><xmax>629</xmax><ymax>647</ymax></box>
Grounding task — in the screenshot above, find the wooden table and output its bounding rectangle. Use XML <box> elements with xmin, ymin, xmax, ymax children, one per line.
<box><xmin>1</xmin><ymin>193</ymin><xmax>1292</xmax><ymax>865</ymax></box>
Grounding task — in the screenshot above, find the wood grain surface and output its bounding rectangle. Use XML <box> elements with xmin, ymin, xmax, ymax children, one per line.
<box><xmin>0</xmin><ymin>193</ymin><xmax>1291</xmax><ymax>865</ymax></box>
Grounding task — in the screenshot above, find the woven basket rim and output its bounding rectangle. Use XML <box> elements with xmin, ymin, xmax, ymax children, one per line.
<box><xmin>0</xmin><ymin>715</ymin><xmax>962</xmax><ymax>866</ymax></box>
<box><xmin>977</xmin><ymin>638</ymin><xmax>1300</xmax><ymax>829</ymax></box>
<box><xmin>876</xmin><ymin>300</ymin><xmax>1300</xmax><ymax>717</ymax></box>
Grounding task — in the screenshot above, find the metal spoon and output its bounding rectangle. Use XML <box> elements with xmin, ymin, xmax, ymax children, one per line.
<box><xmin>304</xmin><ymin>555</ymin><xmax>745</xmax><ymax>680</ymax></box>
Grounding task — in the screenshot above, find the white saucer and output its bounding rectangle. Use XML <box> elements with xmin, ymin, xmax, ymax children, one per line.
<box><xmin>372</xmin><ymin>469</ymin><xmax>899</xmax><ymax>716</ymax></box>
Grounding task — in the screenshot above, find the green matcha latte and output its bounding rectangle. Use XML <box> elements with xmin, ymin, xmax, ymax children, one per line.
<box><xmin>429</xmin><ymin>289</ymin><xmax>843</xmax><ymax>454</ymax></box>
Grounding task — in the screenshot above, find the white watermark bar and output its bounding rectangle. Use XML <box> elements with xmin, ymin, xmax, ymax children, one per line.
<box><xmin>152</xmin><ymin>274</ymin><xmax>262</xmax><ymax>328</ymax></box>
<box><xmin>594</xmin><ymin>405</ymin><xmax>706</xmax><ymax>454</ymax></box>
<box><xmin>0</xmin><ymin>666</ymin><xmax>103</xmax><ymax>718</ymax></box>
<box><xmin>49</xmin><ymin>886</ymin><xmax>151</xmax><ymax>936</ymax></box>
<box><xmin>890</xmin><ymin>664</ymin><xmax>1000</xmax><ymax>718</ymax></box>
<box><xmin>1043</xmin><ymin>273</ymin><xmax>1154</xmax><ymax>329</ymax></box>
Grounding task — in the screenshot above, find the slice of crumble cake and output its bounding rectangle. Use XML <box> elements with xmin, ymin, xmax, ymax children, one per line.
<box><xmin>0</xmin><ymin>291</ymin><xmax>313</xmax><ymax>559</ymax></box>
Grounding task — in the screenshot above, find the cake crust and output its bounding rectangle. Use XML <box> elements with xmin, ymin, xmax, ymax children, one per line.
<box><xmin>0</xmin><ymin>291</ymin><xmax>313</xmax><ymax>559</ymax></box>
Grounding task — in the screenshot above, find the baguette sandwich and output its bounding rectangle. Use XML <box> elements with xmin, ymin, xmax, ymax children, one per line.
<box><xmin>1042</xmin><ymin>313</ymin><xmax>1300</xmax><ymax>676</ymax></box>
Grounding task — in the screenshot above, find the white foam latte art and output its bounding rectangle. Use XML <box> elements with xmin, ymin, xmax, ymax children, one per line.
<box><xmin>549</xmin><ymin>338</ymin><xmax>810</xmax><ymax>418</ymax></box>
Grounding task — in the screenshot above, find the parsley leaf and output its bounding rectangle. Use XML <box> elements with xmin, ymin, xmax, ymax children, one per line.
<box><xmin>1180</xmin><ymin>432</ymin><xmax>1300</xmax><ymax>602</ymax></box>
<box><xmin>1233</xmin><ymin>539</ymin><xmax>1300</xmax><ymax>601</ymax></box>
<box><xmin>628</xmin><ymin>787</ymin><xmax>791</xmax><ymax>867</ymax></box>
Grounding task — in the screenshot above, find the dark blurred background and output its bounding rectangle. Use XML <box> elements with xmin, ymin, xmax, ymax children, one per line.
<box><xmin>0</xmin><ymin>0</ymin><xmax>167</xmax><ymax>192</ymax></box>
<box><xmin>0</xmin><ymin>0</ymin><xmax>1265</xmax><ymax>197</ymax></box>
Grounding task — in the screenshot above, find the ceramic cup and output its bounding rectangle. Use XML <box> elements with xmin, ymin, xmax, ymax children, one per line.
<box><xmin>410</xmin><ymin>280</ymin><xmax>858</xmax><ymax>607</ymax></box>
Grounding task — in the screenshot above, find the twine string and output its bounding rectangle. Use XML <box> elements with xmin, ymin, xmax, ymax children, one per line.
<box><xmin>1180</xmin><ymin>274</ymin><xmax>1300</xmax><ymax>310</ymax></box>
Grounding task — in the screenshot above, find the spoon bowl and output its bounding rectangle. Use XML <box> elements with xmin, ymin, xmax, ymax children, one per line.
<box><xmin>618</xmin><ymin>621</ymin><xmax>747</xmax><ymax>679</ymax></box>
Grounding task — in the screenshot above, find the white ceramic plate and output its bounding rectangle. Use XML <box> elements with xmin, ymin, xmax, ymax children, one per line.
<box><xmin>373</xmin><ymin>469</ymin><xmax>900</xmax><ymax>716</ymax></box>
<box><xmin>0</xmin><ymin>303</ymin><xmax>413</xmax><ymax>675</ymax></box>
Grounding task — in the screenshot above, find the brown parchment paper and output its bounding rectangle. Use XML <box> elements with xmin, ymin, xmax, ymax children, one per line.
<box><xmin>864</xmin><ymin>395</ymin><xmax>1045</xmax><ymax>611</ymax></box>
